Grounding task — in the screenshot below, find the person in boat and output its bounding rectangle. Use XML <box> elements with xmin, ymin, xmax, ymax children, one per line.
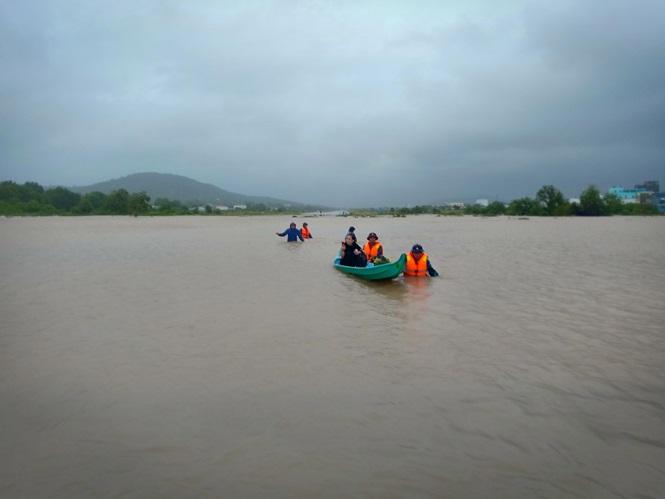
<box><xmin>405</xmin><ymin>244</ymin><xmax>439</xmax><ymax>277</ymax></box>
<box><xmin>363</xmin><ymin>232</ymin><xmax>383</xmax><ymax>263</ymax></box>
<box><xmin>276</xmin><ymin>222</ymin><xmax>304</xmax><ymax>242</ymax></box>
<box><xmin>301</xmin><ymin>222</ymin><xmax>313</xmax><ymax>239</ymax></box>
<box><xmin>339</xmin><ymin>233</ymin><xmax>367</xmax><ymax>267</ymax></box>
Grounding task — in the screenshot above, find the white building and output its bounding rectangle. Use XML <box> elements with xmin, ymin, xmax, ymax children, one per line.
<box><xmin>215</xmin><ymin>205</ymin><xmax>230</xmax><ymax>211</ymax></box>
<box><xmin>475</xmin><ymin>199</ymin><xmax>489</xmax><ymax>207</ymax></box>
<box><xmin>233</xmin><ymin>204</ymin><xmax>247</xmax><ymax>210</ymax></box>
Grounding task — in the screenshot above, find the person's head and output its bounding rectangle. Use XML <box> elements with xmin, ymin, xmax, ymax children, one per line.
<box><xmin>303</xmin><ymin>222</ymin><xmax>308</xmax><ymax>227</ymax></box>
<box><xmin>367</xmin><ymin>232</ymin><xmax>378</xmax><ymax>242</ymax></box>
<box><xmin>344</xmin><ymin>233</ymin><xmax>355</xmax><ymax>245</ymax></box>
<box><xmin>411</xmin><ymin>244</ymin><xmax>424</xmax><ymax>258</ymax></box>
<box><xmin>290</xmin><ymin>222</ymin><xmax>296</xmax><ymax>229</ymax></box>
<box><xmin>348</xmin><ymin>226</ymin><xmax>356</xmax><ymax>233</ymax></box>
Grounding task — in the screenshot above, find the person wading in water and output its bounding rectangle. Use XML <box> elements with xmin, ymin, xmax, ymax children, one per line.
<box><xmin>405</xmin><ymin>244</ymin><xmax>439</xmax><ymax>277</ymax></box>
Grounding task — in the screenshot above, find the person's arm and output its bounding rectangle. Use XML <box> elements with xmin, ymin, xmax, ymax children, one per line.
<box><xmin>276</xmin><ymin>230</ymin><xmax>287</xmax><ymax>236</ymax></box>
<box><xmin>339</xmin><ymin>242</ymin><xmax>346</xmax><ymax>259</ymax></box>
<box><xmin>357</xmin><ymin>246</ymin><xmax>368</xmax><ymax>266</ymax></box>
<box><xmin>427</xmin><ymin>260</ymin><xmax>439</xmax><ymax>277</ymax></box>
<box><xmin>297</xmin><ymin>230</ymin><xmax>304</xmax><ymax>242</ymax></box>
<box><xmin>377</xmin><ymin>245</ymin><xmax>383</xmax><ymax>257</ymax></box>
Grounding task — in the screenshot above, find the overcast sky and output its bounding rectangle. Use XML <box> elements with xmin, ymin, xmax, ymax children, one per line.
<box><xmin>1</xmin><ymin>0</ymin><xmax>663</xmax><ymax>207</ymax></box>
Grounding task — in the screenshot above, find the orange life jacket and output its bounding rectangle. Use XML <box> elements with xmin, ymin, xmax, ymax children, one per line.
<box><xmin>363</xmin><ymin>241</ymin><xmax>383</xmax><ymax>260</ymax></box>
<box><xmin>405</xmin><ymin>252</ymin><xmax>428</xmax><ymax>277</ymax></box>
<box><xmin>301</xmin><ymin>227</ymin><xmax>311</xmax><ymax>238</ymax></box>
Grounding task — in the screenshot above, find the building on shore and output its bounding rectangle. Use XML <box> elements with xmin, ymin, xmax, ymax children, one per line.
<box><xmin>652</xmin><ymin>192</ymin><xmax>665</xmax><ymax>213</ymax></box>
<box><xmin>609</xmin><ymin>180</ymin><xmax>660</xmax><ymax>204</ymax></box>
<box><xmin>608</xmin><ymin>186</ymin><xmax>646</xmax><ymax>203</ymax></box>
<box><xmin>636</xmin><ymin>180</ymin><xmax>660</xmax><ymax>193</ymax></box>
<box><xmin>475</xmin><ymin>199</ymin><xmax>489</xmax><ymax>207</ymax></box>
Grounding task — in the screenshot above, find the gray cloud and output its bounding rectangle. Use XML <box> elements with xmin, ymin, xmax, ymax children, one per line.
<box><xmin>1</xmin><ymin>0</ymin><xmax>663</xmax><ymax>207</ymax></box>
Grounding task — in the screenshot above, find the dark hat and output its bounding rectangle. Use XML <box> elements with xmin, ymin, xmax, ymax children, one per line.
<box><xmin>303</xmin><ymin>222</ymin><xmax>308</xmax><ymax>226</ymax></box>
<box><xmin>348</xmin><ymin>226</ymin><xmax>356</xmax><ymax>232</ymax></box>
<box><xmin>411</xmin><ymin>244</ymin><xmax>424</xmax><ymax>253</ymax></box>
<box><xmin>367</xmin><ymin>232</ymin><xmax>378</xmax><ymax>240</ymax></box>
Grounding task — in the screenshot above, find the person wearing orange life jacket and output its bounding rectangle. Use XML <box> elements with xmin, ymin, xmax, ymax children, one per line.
<box><xmin>405</xmin><ymin>244</ymin><xmax>439</xmax><ymax>277</ymax></box>
<box><xmin>301</xmin><ymin>222</ymin><xmax>313</xmax><ymax>239</ymax></box>
<box><xmin>363</xmin><ymin>232</ymin><xmax>383</xmax><ymax>262</ymax></box>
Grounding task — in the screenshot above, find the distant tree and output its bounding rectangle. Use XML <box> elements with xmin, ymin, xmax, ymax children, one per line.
<box><xmin>154</xmin><ymin>197</ymin><xmax>185</xmax><ymax>212</ymax></box>
<box><xmin>552</xmin><ymin>202</ymin><xmax>573</xmax><ymax>216</ymax></box>
<box><xmin>23</xmin><ymin>199</ymin><xmax>43</xmax><ymax>213</ymax></box>
<box><xmin>13</xmin><ymin>182</ymin><xmax>45</xmax><ymax>203</ymax></box>
<box><xmin>536</xmin><ymin>185</ymin><xmax>565</xmax><ymax>215</ymax></box>
<box><xmin>506</xmin><ymin>197</ymin><xmax>543</xmax><ymax>216</ymax></box>
<box><xmin>76</xmin><ymin>197</ymin><xmax>94</xmax><ymax>214</ymax></box>
<box><xmin>104</xmin><ymin>189</ymin><xmax>129</xmax><ymax>214</ymax></box>
<box><xmin>603</xmin><ymin>193</ymin><xmax>623</xmax><ymax>215</ymax></box>
<box><xmin>44</xmin><ymin>186</ymin><xmax>81</xmax><ymax>211</ymax></box>
<box><xmin>622</xmin><ymin>202</ymin><xmax>658</xmax><ymax>215</ymax></box>
<box><xmin>485</xmin><ymin>201</ymin><xmax>506</xmax><ymax>215</ymax></box>
<box><xmin>204</xmin><ymin>204</ymin><xmax>213</xmax><ymax>214</ymax></box>
<box><xmin>127</xmin><ymin>191</ymin><xmax>151</xmax><ymax>215</ymax></box>
<box><xmin>84</xmin><ymin>191</ymin><xmax>107</xmax><ymax>211</ymax></box>
<box><xmin>568</xmin><ymin>201</ymin><xmax>581</xmax><ymax>216</ymax></box>
<box><xmin>248</xmin><ymin>202</ymin><xmax>268</xmax><ymax>212</ymax></box>
<box><xmin>75</xmin><ymin>191</ymin><xmax>106</xmax><ymax>214</ymax></box>
<box><xmin>0</xmin><ymin>181</ymin><xmax>20</xmax><ymax>202</ymax></box>
<box><xmin>464</xmin><ymin>204</ymin><xmax>485</xmax><ymax>215</ymax></box>
<box><xmin>579</xmin><ymin>185</ymin><xmax>606</xmax><ymax>216</ymax></box>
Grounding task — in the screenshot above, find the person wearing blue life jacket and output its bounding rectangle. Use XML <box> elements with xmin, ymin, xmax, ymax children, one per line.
<box><xmin>276</xmin><ymin>222</ymin><xmax>304</xmax><ymax>242</ymax></box>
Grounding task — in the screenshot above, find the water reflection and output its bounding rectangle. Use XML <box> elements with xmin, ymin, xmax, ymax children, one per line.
<box><xmin>340</xmin><ymin>273</ymin><xmax>436</xmax><ymax>304</ymax></box>
<box><xmin>351</xmin><ymin>277</ymin><xmax>408</xmax><ymax>302</ymax></box>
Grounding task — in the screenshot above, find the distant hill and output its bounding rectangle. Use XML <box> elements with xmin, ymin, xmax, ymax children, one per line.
<box><xmin>70</xmin><ymin>172</ymin><xmax>325</xmax><ymax>209</ymax></box>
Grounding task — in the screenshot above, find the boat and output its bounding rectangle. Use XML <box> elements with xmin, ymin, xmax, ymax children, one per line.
<box><xmin>333</xmin><ymin>253</ymin><xmax>406</xmax><ymax>281</ymax></box>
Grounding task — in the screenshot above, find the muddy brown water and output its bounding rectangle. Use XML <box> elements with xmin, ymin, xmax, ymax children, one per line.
<box><xmin>1</xmin><ymin>215</ymin><xmax>664</xmax><ymax>498</ymax></box>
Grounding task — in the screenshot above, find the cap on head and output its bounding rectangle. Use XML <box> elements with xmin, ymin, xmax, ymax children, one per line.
<box><xmin>411</xmin><ymin>244</ymin><xmax>424</xmax><ymax>253</ymax></box>
<box><xmin>290</xmin><ymin>222</ymin><xmax>296</xmax><ymax>228</ymax></box>
<box><xmin>348</xmin><ymin>226</ymin><xmax>356</xmax><ymax>232</ymax></box>
<box><xmin>367</xmin><ymin>232</ymin><xmax>378</xmax><ymax>240</ymax></box>
<box><xmin>303</xmin><ymin>222</ymin><xmax>308</xmax><ymax>226</ymax></box>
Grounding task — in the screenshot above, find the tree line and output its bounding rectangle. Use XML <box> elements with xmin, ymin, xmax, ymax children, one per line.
<box><xmin>0</xmin><ymin>181</ymin><xmax>157</xmax><ymax>215</ymax></box>
<box><xmin>0</xmin><ymin>180</ymin><xmax>305</xmax><ymax>216</ymax></box>
<box><xmin>1</xmin><ymin>181</ymin><xmax>659</xmax><ymax>216</ymax></box>
<box><xmin>352</xmin><ymin>185</ymin><xmax>659</xmax><ymax>217</ymax></box>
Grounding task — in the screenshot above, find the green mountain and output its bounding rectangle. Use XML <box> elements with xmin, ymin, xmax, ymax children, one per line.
<box><xmin>70</xmin><ymin>172</ymin><xmax>324</xmax><ymax>209</ymax></box>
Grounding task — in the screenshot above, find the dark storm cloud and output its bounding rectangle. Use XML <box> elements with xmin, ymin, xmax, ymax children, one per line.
<box><xmin>1</xmin><ymin>0</ymin><xmax>663</xmax><ymax>206</ymax></box>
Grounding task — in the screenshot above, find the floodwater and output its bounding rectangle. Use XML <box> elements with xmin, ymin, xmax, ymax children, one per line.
<box><xmin>1</xmin><ymin>215</ymin><xmax>664</xmax><ymax>498</ymax></box>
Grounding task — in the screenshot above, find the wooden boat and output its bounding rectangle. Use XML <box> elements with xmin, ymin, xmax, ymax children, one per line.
<box><xmin>333</xmin><ymin>253</ymin><xmax>406</xmax><ymax>281</ymax></box>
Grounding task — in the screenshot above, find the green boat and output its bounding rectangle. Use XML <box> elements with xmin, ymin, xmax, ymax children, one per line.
<box><xmin>333</xmin><ymin>253</ymin><xmax>406</xmax><ymax>281</ymax></box>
